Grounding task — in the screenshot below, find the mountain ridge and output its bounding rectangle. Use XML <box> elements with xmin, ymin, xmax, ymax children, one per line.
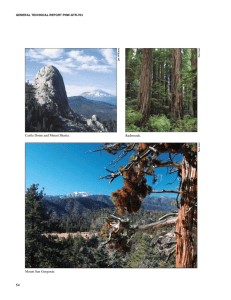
<box><xmin>68</xmin><ymin>96</ymin><xmax>117</xmax><ymax>121</ymax></box>
<box><xmin>42</xmin><ymin>193</ymin><xmax>177</xmax><ymax>216</ymax></box>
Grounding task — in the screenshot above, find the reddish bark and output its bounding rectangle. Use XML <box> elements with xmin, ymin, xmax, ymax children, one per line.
<box><xmin>137</xmin><ymin>48</ymin><xmax>152</xmax><ymax>126</ymax></box>
<box><xmin>176</xmin><ymin>153</ymin><xmax>197</xmax><ymax>268</ymax></box>
<box><xmin>171</xmin><ymin>49</ymin><xmax>183</xmax><ymax>119</ymax></box>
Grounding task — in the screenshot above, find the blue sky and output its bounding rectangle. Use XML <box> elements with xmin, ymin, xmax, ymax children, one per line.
<box><xmin>25</xmin><ymin>48</ymin><xmax>117</xmax><ymax>97</ymax></box>
<box><xmin>25</xmin><ymin>143</ymin><xmax>182</xmax><ymax>199</ymax></box>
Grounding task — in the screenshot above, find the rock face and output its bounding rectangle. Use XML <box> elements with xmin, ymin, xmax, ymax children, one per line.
<box><xmin>31</xmin><ymin>65</ymin><xmax>108</xmax><ymax>132</ymax></box>
<box><xmin>32</xmin><ymin>65</ymin><xmax>74</xmax><ymax>118</ymax></box>
<box><xmin>86</xmin><ymin>115</ymin><xmax>108</xmax><ymax>132</ymax></box>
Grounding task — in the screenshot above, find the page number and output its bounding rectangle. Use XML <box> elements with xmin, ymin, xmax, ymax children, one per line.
<box><xmin>16</xmin><ymin>283</ymin><xmax>20</xmax><ymax>287</ymax></box>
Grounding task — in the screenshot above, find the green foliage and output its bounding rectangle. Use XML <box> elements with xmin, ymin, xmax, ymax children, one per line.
<box><xmin>126</xmin><ymin>48</ymin><xmax>197</xmax><ymax>132</ymax></box>
<box><xmin>25</xmin><ymin>184</ymin><xmax>60</xmax><ymax>268</ymax></box>
<box><xmin>171</xmin><ymin>117</ymin><xmax>197</xmax><ymax>132</ymax></box>
<box><xmin>126</xmin><ymin>106</ymin><xmax>142</xmax><ymax>132</ymax></box>
<box><xmin>148</xmin><ymin>115</ymin><xmax>170</xmax><ymax>132</ymax></box>
<box><xmin>25</xmin><ymin>185</ymin><xmax>176</xmax><ymax>268</ymax></box>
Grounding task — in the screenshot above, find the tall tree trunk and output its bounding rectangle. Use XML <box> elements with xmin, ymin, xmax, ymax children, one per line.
<box><xmin>191</xmin><ymin>48</ymin><xmax>197</xmax><ymax>118</ymax></box>
<box><xmin>126</xmin><ymin>48</ymin><xmax>131</xmax><ymax>99</ymax></box>
<box><xmin>165</xmin><ymin>54</ymin><xmax>168</xmax><ymax>106</ymax></box>
<box><xmin>176</xmin><ymin>152</ymin><xmax>197</xmax><ymax>268</ymax></box>
<box><xmin>137</xmin><ymin>48</ymin><xmax>152</xmax><ymax>127</ymax></box>
<box><xmin>151</xmin><ymin>51</ymin><xmax>156</xmax><ymax>114</ymax></box>
<box><xmin>171</xmin><ymin>49</ymin><xmax>183</xmax><ymax>119</ymax></box>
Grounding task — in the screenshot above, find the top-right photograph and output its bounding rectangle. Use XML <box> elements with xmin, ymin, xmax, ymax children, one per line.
<box><xmin>126</xmin><ymin>48</ymin><xmax>197</xmax><ymax>132</ymax></box>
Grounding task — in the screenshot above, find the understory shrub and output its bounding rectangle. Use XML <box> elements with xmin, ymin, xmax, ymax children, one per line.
<box><xmin>148</xmin><ymin>115</ymin><xmax>171</xmax><ymax>132</ymax></box>
<box><xmin>171</xmin><ymin>117</ymin><xmax>197</xmax><ymax>132</ymax></box>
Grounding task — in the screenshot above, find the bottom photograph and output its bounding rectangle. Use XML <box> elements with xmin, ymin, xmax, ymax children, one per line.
<box><xmin>25</xmin><ymin>143</ymin><xmax>197</xmax><ymax>268</ymax></box>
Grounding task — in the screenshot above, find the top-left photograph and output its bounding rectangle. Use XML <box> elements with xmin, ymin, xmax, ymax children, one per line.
<box><xmin>25</xmin><ymin>48</ymin><xmax>117</xmax><ymax>132</ymax></box>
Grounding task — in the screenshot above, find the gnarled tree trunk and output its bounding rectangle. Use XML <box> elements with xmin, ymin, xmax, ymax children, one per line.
<box><xmin>176</xmin><ymin>153</ymin><xmax>197</xmax><ymax>268</ymax></box>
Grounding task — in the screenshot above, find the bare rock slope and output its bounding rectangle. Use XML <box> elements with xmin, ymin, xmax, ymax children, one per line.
<box><xmin>32</xmin><ymin>65</ymin><xmax>107</xmax><ymax>132</ymax></box>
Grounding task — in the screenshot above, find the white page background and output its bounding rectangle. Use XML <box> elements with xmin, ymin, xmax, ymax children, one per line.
<box><xmin>2</xmin><ymin>1</ymin><xmax>230</xmax><ymax>299</ymax></box>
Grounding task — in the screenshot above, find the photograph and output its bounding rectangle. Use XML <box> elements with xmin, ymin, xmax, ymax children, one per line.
<box><xmin>126</xmin><ymin>48</ymin><xmax>197</xmax><ymax>132</ymax></box>
<box><xmin>25</xmin><ymin>143</ymin><xmax>197</xmax><ymax>268</ymax></box>
<box><xmin>25</xmin><ymin>48</ymin><xmax>117</xmax><ymax>132</ymax></box>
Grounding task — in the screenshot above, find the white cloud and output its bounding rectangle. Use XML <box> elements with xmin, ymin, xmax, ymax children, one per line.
<box><xmin>78</xmin><ymin>64</ymin><xmax>112</xmax><ymax>73</ymax></box>
<box><xmin>101</xmin><ymin>49</ymin><xmax>116</xmax><ymax>67</ymax></box>
<box><xmin>26</xmin><ymin>49</ymin><xmax>64</xmax><ymax>60</ymax></box>
<box><xmin>68</xmin><ymin>50</ymin><xmax>98</xmax><ymax>64</ymax></box>
<box><xmin>40</xmin><ymin>49</ymin><xmax>64</xmax><ymax>59</ymax></box>
<box><xmin>41</xmin><ymin>58</ymin><xmax>76</xmax><ymax>74</ymax></box>
<box><xmin>26</xmin><ymin>49</ymin><xmax>44</xmax><ymax>60</ymax></box>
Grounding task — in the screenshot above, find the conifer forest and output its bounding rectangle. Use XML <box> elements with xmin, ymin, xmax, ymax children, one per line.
<box><xmin>126</xmin><ymin>48</ymin><xmax>197</xmax><ymax>132</ymax></box>
<box><xmin>25</xmin><ymin>143</ymin><xmax>197</xmax><ymax>268</ymax></box>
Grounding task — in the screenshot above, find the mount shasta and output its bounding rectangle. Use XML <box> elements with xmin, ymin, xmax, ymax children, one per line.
<box><xmin>80</xmin><ymin>89</ymin><xmax>117</xmax><ymax>106</ymax></box>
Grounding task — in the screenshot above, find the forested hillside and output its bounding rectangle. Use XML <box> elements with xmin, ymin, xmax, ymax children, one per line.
<box><xmin>126</xmin><ymin>48</ymin><xmax>197</xmax><ymax>132</ymax></box>
<box><xmin>68</xmin><ymin>96</ymin><xmax>117</xmax><ymax>132</ymax></box>
<box><xmin>25</xmin><ymin>184</ymin><xmax>176</xmax><ymax>268</ymax></box>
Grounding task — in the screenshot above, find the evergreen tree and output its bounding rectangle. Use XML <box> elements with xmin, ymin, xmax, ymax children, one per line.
<box><xmin>137</xmin><ymin>48</ymin><xmax>152</xmax><ymax>127</ymax></box>
<box><xmin>125</xmin><ymin>48</ymin><xmax>197</xmax><ymax>132</ymax></box>
<box><xmin>171</xmin><ymin>48</ymin><xmax>183</xmax><ymax>119</ymax></box>
<box><xmin>25</xmin><ymin>184</ymin><xmax>50</xmax><ymax>267</ymax></box>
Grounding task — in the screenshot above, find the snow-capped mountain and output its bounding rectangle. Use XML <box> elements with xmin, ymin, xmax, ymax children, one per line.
<box><xmin>64</xmin><ymin>191</ymin><xmax>89</xmax><ymax>198</ymax></box>
<box><xmin>43</xmin><ymin>191</ymin><xmax>90</xmax><ymax>200</ymax></box>
<box><xmin>80</xmin><ymin>89</ymin><xmax>116</xmax><ymax>106</ymax></box>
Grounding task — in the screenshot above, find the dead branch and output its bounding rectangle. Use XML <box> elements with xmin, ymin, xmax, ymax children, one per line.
<box><xmin>95</xmin><ymin>143</ymin><xmax>183</xmax><ymax>184</ymax></box>
<box><xmin>158</xmin><ymin>245</ymin><xmax>176</xmax><ymax>254</ymax></box>
<box><xmin>152</xmin><ymin>161</ymin><xmax>181</xmax><ymax>168</ymax></box>
<box><xmin>159</xmin><ymin>241</ymin><xmax>177</xmax><ymax>247</ymax></box>
<box><xmin>166</xmin><ymin>246</ymin><xmax>176</xmax><ymax>263</ymax></box>
<box><xmin>152</xmin><ymin>189</ymin><xmax>180</xmax><ymax>194</ymax></box>
<box><xmin>159</xmin><ymin>213</ymin><xmax>178</xmax><ymax>221</ymax></box>
<box><xmin>107</xmin><ymin>215</ymin><xmax>177</xmax><ymax>232</ymax></box>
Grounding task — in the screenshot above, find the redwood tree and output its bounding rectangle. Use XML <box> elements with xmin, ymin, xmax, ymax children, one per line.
<box><xmin>93</xmin><ymin>143</ymin><xmax>197</xmax><ymax>268</ymax></box>
<box><xmin>137</xmin><ymin>48</ymin><xmax>152</xmax><ymax>127</ymax></box>
<box><xmin>191</xmin><ymin>48</ymin><xmax>197</xmax><ymax>118</ymax></box>
<box><xmin>171</xmin><ymin>49</ymin><xmax>183</xmax><ymax>119</ymax></box>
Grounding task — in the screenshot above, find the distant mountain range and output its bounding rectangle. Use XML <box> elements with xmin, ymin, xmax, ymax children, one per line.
<box><xmin>42</xmin><ymin>193</ymin><xmax>177</xmax><ymax>216</ymax></box>
<box><xmin>79</xmin><ymin>89</ymin><xmax>117</xmax><ymax>106</ymax></box>
<box><xmin>43</xmin><ymin>191</ymin><xmax>89</xmax><ymax>201</ymax></box>
<box><xmin>68</xmin><ymin>96</ymin><xmax>116</xmax><ymax>121</ymax></box>
<box><xmin>42</xmin><ymin>197</ymin><xmax>112</xmax><ymax>216</ymax></box>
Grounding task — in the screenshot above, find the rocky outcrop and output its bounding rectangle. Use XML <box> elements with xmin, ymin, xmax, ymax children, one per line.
<box><xmin>32</xmin><ymin>65</ymin><xmax>75</xmax><ymax>118</ymax></box>
<box><xmin>31</xmin><ymin>65</ymin><xmax>108</xmax><ymax>132</ymax></box>
<box><xmin>86</xmin><ymin>115</ymin><xmax>108</xmax><ymax>132</ymax></box>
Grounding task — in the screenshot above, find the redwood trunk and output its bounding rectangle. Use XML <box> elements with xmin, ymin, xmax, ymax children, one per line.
<box><xmin>171</xmin><ymin>49</ymin><xmax>183</xmax><ymax>119</ymax></box>
<box><xmin>137</xmin><ymin>48</ymin><xmax>152</xmax><ymax>126</ymax></box>
<box><xmin>191</xmin><ymin>48</ymin><xmax>197</xmax><ymax>118</ymax></box>
<box><xmin>126</xmin><ymin>49</ymin><xmax>131</xmax><ymax>99</ymax></box>
<box><xmin>176</xmin><ymin>154</ymin><xmax>197</xmax><ymax>268</ymax></box>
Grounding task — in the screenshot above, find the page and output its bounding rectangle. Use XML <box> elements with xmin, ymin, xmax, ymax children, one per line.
<box><xmin>2</xmin><ymin>1</ymin><xmax>230</xmax><ymax>299</ymax></box>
